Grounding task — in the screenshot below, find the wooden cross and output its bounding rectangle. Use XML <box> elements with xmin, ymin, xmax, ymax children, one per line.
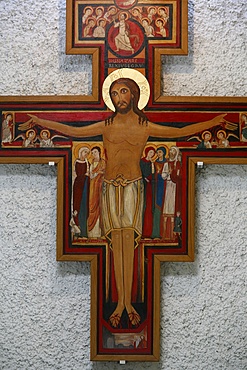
<box><xmin>1</xmin><ymin>0</ymin><xmax>247</xmax><ymax>362</ymax></box>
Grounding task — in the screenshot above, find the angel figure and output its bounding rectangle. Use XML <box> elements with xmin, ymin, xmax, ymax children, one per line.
<box><xmin>38</xmin><ymin>129</ymin><xmax>66</xmax><ymax>147</ymax></box>
<box><xmin>188</xmin><ymin>130</ymin><xmax>213</xmax><ymax>149</ymax></box>
<box><xmin>215</xmin><ymin>129</ymin><xmax>239</xmax><ymax>148</ymax></box>
<box><xmin>17</xmin><ymin>117</ymin><xmax>67</xmax><ymax>147</ymax></box>
<box><xmin>14</xmin><ymin>128</ymin><xmax>38</xmax><ymax>148</ymax></box>
<box><xmin>216</xmin><ymin>130</ymin><xmax>230</xmax><ymax>148</ymax></box>
<box><xmin>214</xmin><ymin>118</ymin><xmax>239</xmax><ymax>147</ymax></box>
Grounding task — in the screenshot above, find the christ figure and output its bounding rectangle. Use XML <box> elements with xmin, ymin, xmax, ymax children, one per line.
<box><xmin>20</xmin><ymin>73</ymin><xmax>225</xmax><ymax>328</ymax></box>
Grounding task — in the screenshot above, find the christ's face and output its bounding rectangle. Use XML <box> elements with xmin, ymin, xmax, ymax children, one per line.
<box><xmin>120</xmin><ymin>13</ymin><xmax>126</xmax><ymax>20</ymax></box>
<box><xmin>110</xmin><ymin>83</ymin><xmax>132</xmax><ymax>114</ymax></box>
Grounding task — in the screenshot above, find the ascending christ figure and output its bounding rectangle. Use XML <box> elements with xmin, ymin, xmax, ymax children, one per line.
<box><xmin>20</xmin><ymin>69</ymin><xmax>225</xmax><ymax>328</ymax></box>
<box><xmin>114</xmin><ymin>13</ymin><xmax>135</xmax><ymax>53</ymax></box>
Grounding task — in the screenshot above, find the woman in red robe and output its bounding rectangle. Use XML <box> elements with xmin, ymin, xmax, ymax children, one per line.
<box><xmin>88</xmin><ymin>146</ymin><xmax>106</xmax><ymax>237</ymax></box>
<box><xmin>72</xmin><ymin>146</ymin><xmax>90</xmax><ymax>237</ymax></box>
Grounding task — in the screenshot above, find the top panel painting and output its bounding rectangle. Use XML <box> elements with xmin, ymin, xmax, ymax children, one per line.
<box><xmin>66</xmin><ymin>0</ymin><xmax>188</xmax><ymax>103</ymax></box>
<box><xmin>66</xmin><ymin>1</ymin><xmax>188</xmax><ymax>60</ymax></box>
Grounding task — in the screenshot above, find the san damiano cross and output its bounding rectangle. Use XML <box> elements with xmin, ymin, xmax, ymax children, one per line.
<box><xmin>1</xmin><ymin>0</ymin><xmax>247</xmax><ymax>362</ymax></box>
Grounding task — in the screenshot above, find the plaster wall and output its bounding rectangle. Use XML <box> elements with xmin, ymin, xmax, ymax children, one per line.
<box><xmin>0</xmin><ymin>0</ymin><xmax>246</xmax><ymax>369</ymax></box>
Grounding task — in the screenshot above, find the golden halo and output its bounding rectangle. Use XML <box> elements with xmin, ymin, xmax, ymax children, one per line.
<box><xmin>26</xmin><ymin>129</ymin><xmax>36</xmax><ymax>138</ymax></box>
<box><xmin>86</xmin><ymin>17</ymin><xmax>96</xmax><ymax>25</ymax></box>
<box><xmin>102</xmin><ymin>68</ymin><xmax>150</xmax><ymax>112</ymax></box>
<box><xmin>40</xmin><ymin>129</ymin><xmax>50</xmax><ymax>139</ymax></box>
<box><xmin>89</xmin><ymin>143</ymin><xmax>106</xmax><ymax>162</ymax></box>
<box><xmin>201</xmin><ymin>130</ymin><xmax>212</xmax><ymax>140</ymax></box>
<box><xmin>142</xmin><ymin>144</ymin><xmax>157</xmax><ymax>159</ymax></box>
<box><xmin>107</xmin><ymin>5</ymin><xmax>117</xmax><ymax>14</ymax></box>
<box><xmin>132</xmin><ymin>7</ymin><xmax>142</xmax><ymax>14</ymax></box>
<box><xmin>142</xmin><ymin>17</ymin><xmax>151</xmax><ymax>25</ymax></box>
<box><xmin>158</xmin><ymin>6</ymin><xmax>168</xmax><ymax>14</ymax></box>
<box><xmin>119</xmin><ymin>11</ymin><xmax>129</xmax><ymax>20</ymax></box>
<box><xmin>90</xmin><ymin>141</ymin><xmax>105</xmax><ymax>159</ymax></box>
<box><xmin>97</xmin><ymin>18</ymin><xmax>106</xmax><ymax>26</ymax></box>
<box><xmin>217</xmin><ymin>130</ymin><xmax>226</xmax><ymax>139</ymax></box>
<box><xmin>147</xmin><ymin>6</ymin><xmax>156</xmax><ymax>13</ymax></box>
<box><xmin>96</xmin><ymin>6</ymin><xmax>104</xmax><ymax>12</ymax></box>
<box><xmin>156</xmin><ymin>144</ymin><xmax>168</xmax><ymax>157</ymax></box>
<box><xmin>4</xmin><ymin>112</ymin><xmax>13</xmax><ymax>120</ymax></box>
<box><xmin>155</xmin><ymin>18</ymin><xmax>165</xmax><ymax>27</ymax></box>
<box><xmin>73</xmin><ymin>143</ymin><xmax>91</xmax><ymax>160</ymax></box>
<box><xmin>83</xmin><ymin>6</ymin><xmax>93</xmax><ymax>14</ymax></box>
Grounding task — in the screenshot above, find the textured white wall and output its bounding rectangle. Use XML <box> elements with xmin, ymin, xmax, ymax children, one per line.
<box><xmin>162</xmin><ymin>0</ymin><xmax>247</xmax><ymax>96</ymax></box>
<box><xmin>0</xmin><ymin>0</ymin><xmax>246</xmax><ymax>369</ymax></box>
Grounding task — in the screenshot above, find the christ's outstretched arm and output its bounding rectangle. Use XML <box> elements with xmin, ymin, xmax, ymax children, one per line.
<box><xmin>19</xmin><ymin>114</ymin><xmax>105</xmax><ymax>138</ymax></box>
<box><xmin>147</xmin><ymin>114</ymin><xmax>226</xmax><ymax>138</ymax></box>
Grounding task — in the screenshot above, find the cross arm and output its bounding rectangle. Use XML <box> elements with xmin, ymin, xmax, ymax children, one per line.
<box><xmin>147</xmin><ymin>114</ymin><xmax>226</xmax><ymax>139</ymax></box>
<box><xmin>20</xmin><ymin>114</ymin><xmax>105</xmax><ymax>138</ymax></box>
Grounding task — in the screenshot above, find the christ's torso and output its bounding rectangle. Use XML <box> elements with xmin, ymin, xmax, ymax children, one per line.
<box><xmin>102</xmin><ymin>113</ymin><xmax>149</xmax><ymax>181</ymax></box>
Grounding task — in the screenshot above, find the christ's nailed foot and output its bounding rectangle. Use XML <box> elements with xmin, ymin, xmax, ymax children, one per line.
<box><xmin>109</xmin><ymin>304</ymin><xmax>125</xmax><ymax>328</ymax></box>
<box><xmin>126</xmin><ymin>305</ymin><xmax>141</xmax><ymax>327</ymax></box>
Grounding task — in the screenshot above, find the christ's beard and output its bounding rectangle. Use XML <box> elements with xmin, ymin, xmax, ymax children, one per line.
<box><xmin>115</xmin><ymin>102</ymin><xmax>132</xmax><ymax>114</ymax></box>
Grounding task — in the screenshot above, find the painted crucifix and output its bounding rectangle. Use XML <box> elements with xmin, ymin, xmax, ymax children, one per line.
<box><xmin>1</xmin><ymin>0</ymin><xmax>247</xmax><ymax>362</ymax></box>
<box><xmin>11</xmin><ymin>67</ymin><xmax>227</xmax><ymax>352</ymax></box>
